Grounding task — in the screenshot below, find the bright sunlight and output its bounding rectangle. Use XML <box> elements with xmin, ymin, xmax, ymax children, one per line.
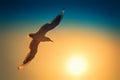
<box><xmin>67</xmin><ymin>56</ymin><xmax>88</xmax><ymax>76</ymax></box>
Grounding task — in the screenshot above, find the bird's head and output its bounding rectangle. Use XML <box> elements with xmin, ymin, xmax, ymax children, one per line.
<box><xmin>29</xmin><ymin>33</ymin><xmax>34</xmax><ymax>38</ymax></box>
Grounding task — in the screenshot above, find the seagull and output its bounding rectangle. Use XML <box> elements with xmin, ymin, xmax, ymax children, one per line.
<box><xmin>18</xmin><ymin>9</ymin><xmax>64</xmax><ymax>70</ymax></box>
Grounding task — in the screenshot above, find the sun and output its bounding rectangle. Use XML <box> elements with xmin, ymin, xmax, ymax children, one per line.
<box><xmin>67</xmin><ymin>56</ymin><xmax>87</xmax><ymax>76</ymax></box>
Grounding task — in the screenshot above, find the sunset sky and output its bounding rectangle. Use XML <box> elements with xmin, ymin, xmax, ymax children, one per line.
<box><xmin>0</xmin><ymin>0</ymin><xmax>119</xmax><ymax>80</ymax></box>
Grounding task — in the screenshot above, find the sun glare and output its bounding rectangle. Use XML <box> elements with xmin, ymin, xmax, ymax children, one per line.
<box><xmin>67</xmin><ymin>56</ymin><xmax>87</xmax><ymax>76</ymax></box>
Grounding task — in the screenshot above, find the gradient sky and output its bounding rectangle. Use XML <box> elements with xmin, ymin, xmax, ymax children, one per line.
<box><xmin>0</xmin><ymin>0</ymin><xmax>120</xmax><ymax>80</ymax></box>
<box><xmin>0</xmin><ymin>0</ymin><xmax>120</xmax><ymax>30</ymax></box>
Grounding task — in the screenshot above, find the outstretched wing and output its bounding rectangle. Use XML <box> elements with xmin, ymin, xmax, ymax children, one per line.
<box><xmin>37</xmin><ymin>9</ymin><xmax>64</xmax><ymax>35</ymax></box>
<box><xmin>18</xmin><ymin>39</ymin><xmax>39</xmax><ymax>70</ymax></box>
<box><xmin>23</xmin><ymin>39</ymin><xmax>39</xmax><ymax>64</ymax></box>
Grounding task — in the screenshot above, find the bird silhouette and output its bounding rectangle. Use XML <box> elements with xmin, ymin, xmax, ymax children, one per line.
<box><xmin>18</xmin><ymin>9</ymin><xmax>64</xmax><ymax>70</ymax></box>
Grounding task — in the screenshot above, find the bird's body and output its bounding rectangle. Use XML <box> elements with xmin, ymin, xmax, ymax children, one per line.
<box><xmin>18</xmin><ymin>9</ymin><xmax>64</xmax><ymax>70</ymax></box>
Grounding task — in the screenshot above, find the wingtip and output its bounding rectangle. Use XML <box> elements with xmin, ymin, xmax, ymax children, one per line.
<box><xmin>61</xmin><ymin>8</ymin><xmax>65</xmax><ymax>16</ymax></box>
<box><xmin>61</xmin><ymin>9</ymin><xmax>64</xmax><ymax>14</ymax></box>
<box><xmin>62</xmin><ymin>8</ymin><xmax>65</xmax><ymax>11</ymax></box>
<box><xmin>17</xmin><ymin>64</ymin><xmax>25</xmax><ymax>70</ymax></box>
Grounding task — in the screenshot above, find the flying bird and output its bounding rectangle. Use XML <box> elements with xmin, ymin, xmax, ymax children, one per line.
<box><xmin>18</xmin><ymin>9</ymin><xmax>64</xmax><ymax>70</ymax></box>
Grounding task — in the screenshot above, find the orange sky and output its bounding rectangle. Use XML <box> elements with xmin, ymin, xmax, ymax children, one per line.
<box><xmin>0</xmin><ymin>26</ymin><xmax>119</xmax><ymax>80</ymax></box>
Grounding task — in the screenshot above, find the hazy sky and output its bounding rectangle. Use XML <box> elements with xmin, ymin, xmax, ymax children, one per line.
<box><xmin>0</xmin><ymin>0</ymin><xmax>120</xmax><ymax>80</ymax></box>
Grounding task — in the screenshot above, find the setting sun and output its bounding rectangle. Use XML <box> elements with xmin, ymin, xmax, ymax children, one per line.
<box><xmin>67</xmin><ymin>56</ymin><xmax>88</xmax><ymax>76</ymax></box>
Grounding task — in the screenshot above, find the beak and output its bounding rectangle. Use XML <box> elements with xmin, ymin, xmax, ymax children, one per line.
<box><xmin>50</xmin><ymin>40</ymin><xmax>54</xmax><ymax>42</ymax></box>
